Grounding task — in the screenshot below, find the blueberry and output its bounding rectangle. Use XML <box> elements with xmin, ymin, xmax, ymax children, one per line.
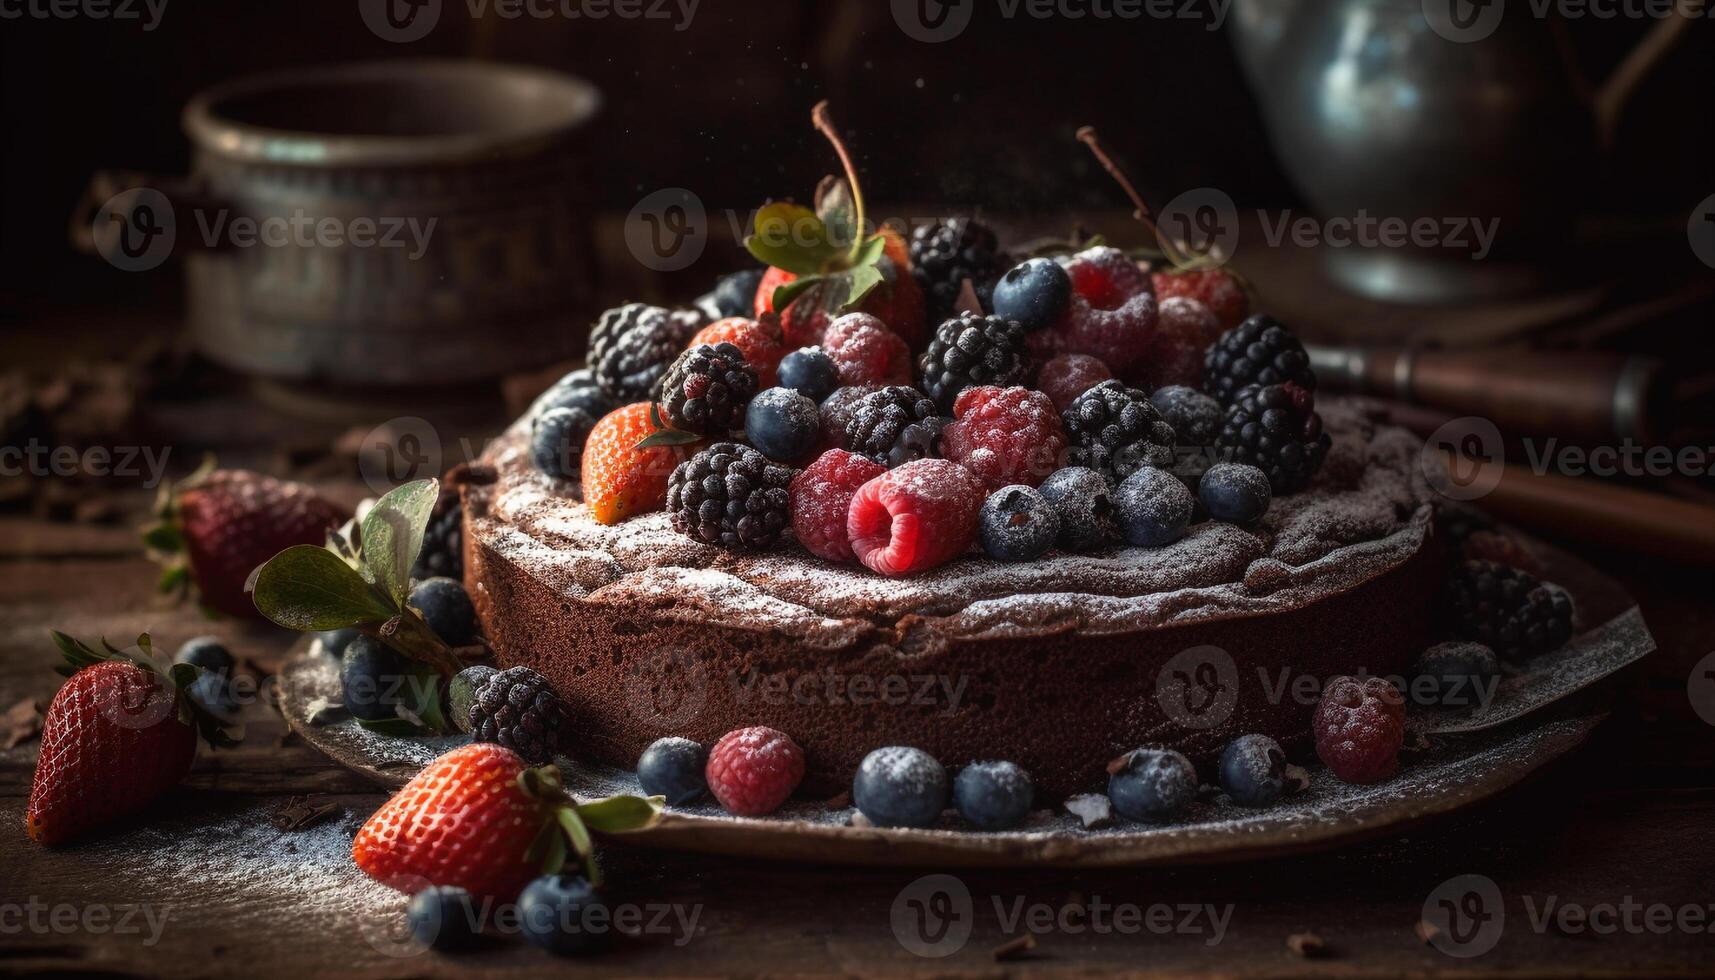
<box><xmin>174</xmin><ymin>637</ymin><xmax>234</xmax><ymax>674</ymax></box>
<box><xmin>1413</xmin><ymin>641</ymin><xmax>1500</xmax><ymax>710</ymax></box>
<box><xmin>991</xmin><ymin>258</ymin><xmax>1072</xmax><ymax>332</ymax></box>
<box><xmin>713</xmin><ymin>268</ymin><xmax>766</xmax><ymax>318</ymax></box>
<box><xmin>318</xmin><ymin>627</ymin><xmax>361</xmax><ymax>658</ymax></box>
<box><xmin>1149</xmin><ymin>386</ymin><xmax>1223</xmax><ymax>449</ymax></box>
<box><xmin>744</xmin><ymin>387</ymin><xmax>821</xmax><ymax>463</ymax></box>
<box><xmin>852</xmin><ymin>746</ymin><xmax>949</xmax><ymax>828</ymax></box>
<box><xmin>447</xmin><ymin>665</ymin><xmax>497</xmax><ymax>735</ymax></box>
<box><xmin>953</xmin><ymin>760</ymin><xmax>1035</xmax><ymax>830</ymax></box>
<box><xmin>340</xmin><ymin>635</ymin><xmax>412</xmax><ymax>722</ymax></box>
<box><xmin>535</xmin><ymin>369</ymin><xmax>611</xmax><ymax>419</ymax></box>
<box><xmin>1114</xmin><ymin>465</ymin><xmax>1194</xmax><ymax>546</ymax></box>
<box><xmin>532</xmin><ymin>406</ymin><xmax>598</xmax><ymax>480</ymax></box>
<box><xmin>776</xmin><ymin>347</ymin><xmax>840</xmax><ymax>403</ymax></box>
<box><xmin>1199</xmin><ymin>462</ymin><xmax>1272</xmax><ymax>525</ymax></box>
<box><xmin>407</xmin><ymin>885</ymin><xmax>482</xmax><ymax>952</ymax></box>
<box><xmin>978</xmin><ymin>486</ymin><xmax>1060</xmax><ymax>561</ymax></box>
<box><xmin>410</xmin><ymin>576</ymin><xmax>477</xmax><ymax>646</ymax></box>
<box><xmin>518</xmin><ymin>874</ymin><xmax>608</xmax><ymax>956</ymax></box>
<box><xmin>1219</xmin><ymin>734</ymin><xmax>1286</xmax><ymax>807</ymax></box>
<box><xmin>1037</xmin><ymin>467</ymin><xmax>1116</xmax><ymax>551</ymax></box>
<box><xmin>637</xmin><ymin>736</ymin><xmax>709</xmax><ymax>805</ymax></box>
<box><xmin>1107</xmin><ymin>748</ymin><xmax>1198</xmax><ymax>821</ymax></box>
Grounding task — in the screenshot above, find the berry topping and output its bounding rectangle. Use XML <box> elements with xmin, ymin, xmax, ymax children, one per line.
<box><xmin>847</xmin><ymin>458</ymin><xmax>986</xmax><ymax>576</ymax></box>
<box><xmin>1037</xmin><ymin>353</ymin><xmax>1113</xmax><ymax>412</ymax></box>
<box><xmin>978</xmin><ymin>485</ymin><xmax>1061</xmax><ymax>562</ymax></box>
<box><xmin>953</xmin><ymin>760</ymin><xmax>1035</xmax><ymax>830</ymax></box>
<box><xmin>1215</xmin><ymin>382</ymin><xmax>1330</xmax><ymax>494</ymax></box>
<box><xmin>467</xmin><ymin>665</ymin><xmax>570</xmax><ymax>765</ymax></box>
<box><xmin>823</xmin><ymin>312</ymin><xmax>914</xmax><ymax>387</ymax></box>
<box><xmin>407</xmin><ymin>886</ymin><xmax>482</xmax><ymax>952</ymax></box>
<box><xmin>657</xmin><ymin>342</ymin><xmax>759</xmax><ymax>436</ymax></box>
<box><xmin>744</xmin><ymin>387</ymin><xmax>821</xmax><ymax>464</ymax></box>
<box><xmin>776</xmin><ymin>346</ymin><xmax>841</xmax><ymax>403</ymax></box>
<box><xmin>711</xmin><ymin>268</ymin><xmax>767</xmax><ymax>319</ymax></box>
<box><xmin>1203</xmin><ymin>314</ymin><xmax>1316</xmax><ymax>404</ymax></box>
<box><xmin>588</xmin><ymin>303</ymin><xmax>705</xmax><ymax>403</ymax></box>
<box><xmin>1445</xmin><ymin>560</ymin><xmax>1574</xmax><ymax>661</ymax></box>
<box><xmin>534</xmin><ymin>367</ymin><xmax>613</xmax><ymax>423</ymax></box>
<box><xmin>1133</xmin><ymin>295</ymin><xmax>1223</xmax><ymax>391</ymax></box>
<box><xmin>688</xmin><ymin>316</ymin><xmax>786</xmax><ymax>389</ymax></box>
<box><xmin>1108</xmin><ymin>747</ymin><xmax>1197</xmax><ymax>821</ymax></box>
<box><xmin>1413</xmin><ymin>641</ymin><xmax>1501</xmax><ymax>710</ymax></box>
<box><xmin>1031</xmin><ymin>291</ymin><xmax>1159</xmax><ymax>373</ymax></box>
<box><xmin>1061</xmin><ymin>380</ymin><xmax>1178</xmax><ymax>485</ymax></box>
<box><xmin>581</xmin><ymin>403</ymin><xmax>696</xmax><ymax>526</ymax></box>
<box><xmin>1153</xmin><ymin>266</ymin><xmax>1250</xmax><ymax>331</ymax></box>
<box><xmin>853</xmin><ymin>745</ymin><xmax>950</xmax><ymax>828</ymax></box>
<box><xmin>1198</xmin><ymin>461</ymin><xmax>1272</xmax><ymax>525</ymax></box>
<box><xmin>842</xmin><ymin>385</ymin><xmax>946</xmax><ymax>467</ymax></box>
<box><xmin>637</xmin><ymin>736</ymin><xmax>709</xmax><ymax>806</ymax></box>
<box><xmin>409</xmin><ymin>576</ymin><xmax>477</xmax><ymax>646</ymax></box>
<box><xmin>532</xmin><ymin>406</ymin><xmax>599</xmax><ymax>482</ymax></box>
<box><xmin>413</xmin><ymin>482</ymin><xmax>465</xmax><ymax>581</ymax></box>
<box><xmin>909</xmin><ymin>218</ymin><xmax>1010</xmax><ymax>327</ymax></box>
<box><xmin>1037</xmin><ymin>466</ymin><xmax>1117</xmax><ymax>552</ymax></box>
<box><xmin>340</xmin><ymin>636</ymin><xmax>412</xmax><ymax>723</ymax></box>
<box><xmin>1149</xmin><ymin>385</ymin><xmax>1223</xmax><ymax>456</ymax></box>
<box><xmin>1063</xmin><ymin>245</ymin><xmax>1151</xmax><ymax>309</ymax></box>
<box><xmin>991</xmin><ymin>257</ymin><xmax>1073</xmax><ymax>332</ymax></box>
<box><xmin>789</xmin><ymin>449</ymin><xmax>886</xmax><ymax>562</ymax></box>
<box><xmin>519</xmin><ymin>874</ymin><xmax>608</xmax><ymax>956</ymax></box>
<box><xmin>942</xmin><ymin>386</ymin><xmax>1067</xmax><ymax>491</ymax></box>
<box><xmin>818</xmin><ymin>383</ymin><xmax>879</xmax><ymax>451</ymax></box>
<box><xmin>176</xmin><ymin>636</ymin><xmax>237</xmax><ymax>713</ymax></box>
<box><xmin>1313</xmin><ymin>676</ymin><xmax>1406</xmax><ymax>784</ymax></box>
<box><xmin>1114</xmin><ymin>465</ymin><xmax>1194</xmax><ymax>547</ymax></box>
<box><xmin>666</xmin><ymin>442</ymin><xmax>794</xmax><ymax>550</ymax></box>
<box><xmin>705</xmin><ymin>725</ymin><xmax>805</xmax><ymax>815</ymax></box>
<box><xmin>447</xmin><ymin>665</ymin><xmax>495</xmax><ymax>735</ymax></box>
<box><xmin>917</xmin><ymin>313</ymin><xmax>1032</xmax><ymax>410</ymax></box>
<box><xmin>1218</xmin><ymin>733</ymin><xmax>1287</xmax><ymax>807</ymax></box>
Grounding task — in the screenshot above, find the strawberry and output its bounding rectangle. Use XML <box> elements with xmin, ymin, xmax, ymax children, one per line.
<box><xmin>353</xmin><ymin>743</ymin><xmax>661</xmax><ymax>898</ymax></box>
<box><xmin>580</xmin><ymin>403</ymin><xmax>697</xmax><ymax>525</ymax></box>
<box><xmin>753</xmin><ymin>242</ymin><xmax>924</xmax><ymax>352</ymax></box>
<box><xmin>144</xmin><ymin>464</ymin><xmax>348</xmax><ymax>618</ymax></box>
<box><xmin>27</xmin><ymin>632</ymin><xmax>236</xmax><ymax>846</ymax></box>
<box><xmin>1151</xmin><ymin>267</ymin><xmax>1251</xmax><ymax>331</ymax></box>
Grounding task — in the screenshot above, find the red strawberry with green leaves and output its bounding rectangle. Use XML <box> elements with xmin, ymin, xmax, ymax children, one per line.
<box><xmin>353</xmin><ymin>742</ymin><xmax>661</xmax><ymax>897</ymax></box>
<box><xmin>747</xmin><ymin>102</ymin><xmax>926</xmax><ymax>352</ymax></box>
<box><xmin>27</xmin><ymin>632</ymin><xmax>239</xmax><ymax>845</ymax></box>
<box><xmin>144</xmin><ymin>462</ymin><xmax>349</xmax><ymax>618</ymax></box>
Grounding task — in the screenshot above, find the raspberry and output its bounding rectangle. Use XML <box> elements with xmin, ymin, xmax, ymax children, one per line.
<box><xmin>1036</xmin><ymin>353</ymin><xmax>1113</xmax><ymax>412</ymax></box>
<box><xmin>1152</xmin><ymin>267</ymin><xmax>1250</xmax><ymax>330</ymax></box>
<box><xmin>705</xmin><ymin>726</ymin><xmax>805</xmax><ymax>816</ymax></box>
<box><xmin>688</xmin><ymin>317</ymin><xmax>786</xmax><ymax>388</ymax></box>
<box><xmin>823</xmin><ymin>313</ymin><xmax>913</xmax><ymax>387</ymax></box>
<box><xmin>942</xmin><ymin>386</ymin><xmax>1067</xmax><ymax>491</ymax></box>
<box><xmin>1313</xmin><ymin>675</ymin><xmax>1406</xmax><ymax>784</ymax></box>
<box><xmin>789</xmin><ymin>449</ymin><xmax>886</xmax><ymax>562</ymax></box>
<box><xmin>1131</xmin><ymin>296</ymin><xmax>1222</xmax><ymax>391</ymax></box>
<box><xmin>1030</xmin><ymin>291</ymin><xmax>1159</xmax><ymax>373</ymax></box>
<box><xmin>847</xmin><ymin>458</ymin><xmax>985</xmax><ymax>576</ymax></box>
<box><xmin>1064</xmin><ymin>246</ymin><xmax>1151</xmax><ymax>309</ymax></box>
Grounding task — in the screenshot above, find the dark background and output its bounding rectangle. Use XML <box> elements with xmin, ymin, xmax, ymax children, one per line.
<box><xmin>3</xmin><ymin>0</ymin><xmax>1711</xmax><ymax>324</ymax></box>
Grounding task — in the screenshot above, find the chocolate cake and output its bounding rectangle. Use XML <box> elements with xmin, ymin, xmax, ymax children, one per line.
<box><xmin>464</xmin><ymin>397</ymin><xmax>1442</xmax><ymax>798</ymax></box>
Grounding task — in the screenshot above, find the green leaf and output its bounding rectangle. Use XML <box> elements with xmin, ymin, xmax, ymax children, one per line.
<box><xmin>399</xmin><ymin>662</ymin><xmax>449</xmax><ymax>734</ymax></box>
<box><xmin>355</xmin><ymin>716</ymin><xmax>429</xmax><ymax>737</ymax></box>
<box><xmin>634</xmin><ymin>428</ymin><xmax>702</xmax><ymax>450</ymax></box>
<box><xmin>157</xmin><ymin>564</ymin><xmax>189</xmax><ymax>596</ymax></box>
<box><xmin>744</xmin><ymin>202</ymin><xmax>843</xmax><ymax>275</ymax></box>
<box><xmin>841</xmin><ymin>263</ymin><xmax>884</xmax><ymax>310</ymax></box>
<box><xmin>141</xmin><ymin>523</ymin><xmax>183</xmax><ymax>553</ymax></box>
<box><xmin>815</xmin><ymin>175</ymin><xmax>859</xmax><ymax>251</ymax></box>
<box><xmin>360</xmin><ymin>479</ymin><xmax>438</xmax><ymax>606</ymax></box>
<box><xmin>250</xmin><ymin>544</ymin><xmax>395</xmax><ymax>631</ymax></box>
<box><xmin>770</xmin><ymin>274</ymin><xmax>825</xmax><ymax>314</ymax></box>
<box><xmin>576</xmin><ymin>794</ymin><xmax>664</xmax><ymax>834</ymax></box>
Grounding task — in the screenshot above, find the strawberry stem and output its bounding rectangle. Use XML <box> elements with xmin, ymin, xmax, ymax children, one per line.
<box><xmin>812</xmin><ymin>101</ymin><xmax>866</xmax><ymax>262</ymax></box>
<box><xmin>1075</xmin><ymin>126</ymin><xmax>1195</xmax><ymax>269</ymax></box>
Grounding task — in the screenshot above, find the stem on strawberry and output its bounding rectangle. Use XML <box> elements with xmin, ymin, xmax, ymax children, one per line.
<box><xmin>812</xmin><ymin>101</ymin><xmax>866</xmax><ymax>263</ymax></box>
<box><xmin>1075</xmin><ymin>126</ymin><xmax>1196</xmax><ymax>269</ymax></box>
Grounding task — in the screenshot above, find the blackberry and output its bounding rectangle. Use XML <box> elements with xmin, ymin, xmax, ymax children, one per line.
<box><xmin>1436</xmin><ymin>501</ymin><xmax>1497</xmax><ymax>551</ymax></box>
<box><xmin>413</xmin><ymin>480</ymin><xmax>465</xmax><ymax>579</ymax></box>
<box><xmin>842</xmin><ymin>385</ymin><xmax>946</xmax><ymax>467</ymax></box>
<box><xmin>1203</xmin><ymin>314</ymin><xmax>1316</xmax><ymax>404</ymax></box>
<box><xmin>657</xmin><ymin>342</ymin><xmax>758</xmax><ymax>435</ymax></box>
<box><xmin>909</xmin><ymin>218</ymin><xmax>1009</xmax><ymax>327</ymax></box>
<box><xmin>1060</xmin><ymin>380</ymin><xmax>1177</xmax><ymax>485</ymax></box>
<box><xmin>468</xmin><ymin>665</ymin><xmax>569</xmax><ymax>764</ymax></box>
<box><xmin>587</xmin><ymin>303</ymin><xmax>704</xmax><ymax>403</ymax></box>
<box><xmin>1214</xmin><ymin>383</ymin><xmax>1330</xmax><ymax>494</ymax></box>
<box><xmin>666</xmin><ymin>442</ymin><xmax>793</xmax><ymax>550</ymax></box>
<box><xmin>917</xmin><ymin>313</ymin><xmax>1031</xmax><ymax>410</ymax></box>
<box><xmin>1445</xmin><ymin>559</ymin><xmax>1573</xmax><ymax>661</ymax></box>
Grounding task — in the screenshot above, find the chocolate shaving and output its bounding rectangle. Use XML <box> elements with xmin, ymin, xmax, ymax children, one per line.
<box><xmin>271</xmin><ymin>795</ymin><xmax>341</xmax><ymax>832</ymax></box>
<box><xmin>3</xmin><ymin>698</ymin><xmax>43</xmax><ymax>749</ymax></box>
<box><xmin>992</xmin><ymin>935</ymin><xmax>1036</xmax><ymax>962</ymax></box>
<box><xmin>1286</xmin><ymin>932</ymin><xmax>1328</xmax><ymax>958</ymax></box>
